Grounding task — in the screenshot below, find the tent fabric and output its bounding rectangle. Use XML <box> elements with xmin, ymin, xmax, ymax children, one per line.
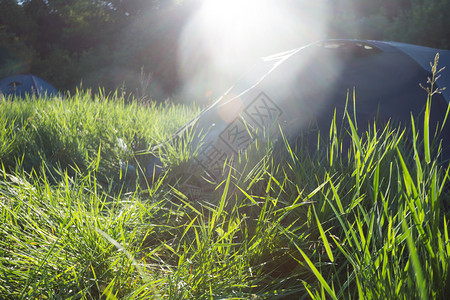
<box><xmin>382</xmin><ymin>41</ymin><xmax>450</xmax><ymax>101</ymax></box>
<box><xmin>0</xmin><ymin>74</ymin><xmax>58</xmax><ymax>98</ymax></box>
<box><xmin>149</xmin><ymin>39</ymin><xmax>450</xmax><ymax>180</ymax></box>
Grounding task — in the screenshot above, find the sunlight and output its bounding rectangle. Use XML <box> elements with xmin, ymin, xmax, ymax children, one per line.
<box><xmin>200</xmin><ymin>0</ymin><xmax>265</xmax><ymax>37</ymax></box>
<box><xmin>196</xmin><ymin>0</ymin><xmax>281</xmax><ymax>67</ymax></box>
<box><xmin>178</xmin><ymin>0</ymin><xmax>331</xmax><ymax>103</ymax></box>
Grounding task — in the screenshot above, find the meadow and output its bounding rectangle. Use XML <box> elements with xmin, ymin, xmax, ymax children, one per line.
<box><xmin>0</xmin><ymin>88</ymin><xmax>449</xmax><ymax>299</ymax></box>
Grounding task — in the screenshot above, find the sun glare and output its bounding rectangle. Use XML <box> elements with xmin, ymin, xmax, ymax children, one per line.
<box><xmin>200</xmin><ymin>0</ymin><xmax>262</xmax><ymax>32</ymax></box>
<box><xmin>178</xmin><ymin>0</ymin><xmax>331</xmax><ymax>103</ymax></box>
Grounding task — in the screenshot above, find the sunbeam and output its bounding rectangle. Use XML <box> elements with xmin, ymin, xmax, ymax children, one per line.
<box><xmin>178</xmin><ymin>0</ymin><xmax>331</xmax><ymax>103</ymax></box>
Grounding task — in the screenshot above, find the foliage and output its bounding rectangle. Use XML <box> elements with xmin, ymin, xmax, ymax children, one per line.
<box><xmin>388</xmin><ymin>0</ymin><xmax>450</xmax><ymax>49</ymax></box>
<box><xmin>0</xmin><ymin>0</ymin><xmax>198</xmax><ymax>98</ymax></box>
<box><xmin>328</xmin><ymin>0</ymin><xmax>450</xmax><ymax>49</ymax></box>
<box><xmin>1</xmin><ymin>0</ymin><xmax>450</xmax><ymax>99</ymax></box>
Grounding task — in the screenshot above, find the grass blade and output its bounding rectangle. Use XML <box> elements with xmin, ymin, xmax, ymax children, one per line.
<box><xmin>313</xmin><ymin>205</ymin><xmax>334</xmax><ymax>262</ymax></box>
<box><xmin>295</xmin><ymin>243</ymin><xmax>338</xmax><ymax>300</ymax></box>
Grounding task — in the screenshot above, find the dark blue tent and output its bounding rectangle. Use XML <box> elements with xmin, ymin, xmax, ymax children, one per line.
<box><xmin>0</xmin><ymin>74</ymin><xmax>58</xmax><ymax>98</ymax></box>
<box><xmin>148</xmin><ymin>40</ymin><xmax>450</xmax><ymax>180</ymax></box>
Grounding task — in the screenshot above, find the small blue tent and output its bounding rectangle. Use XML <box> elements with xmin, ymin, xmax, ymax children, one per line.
<box><xmin>0</xmin><ymin>74</ymin><xmax>58</xmax><ymax>98</ymax></box>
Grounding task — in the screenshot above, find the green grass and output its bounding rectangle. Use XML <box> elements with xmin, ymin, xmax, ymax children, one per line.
<box><xmin>0</xmin><ymin>88</ymin><xmax>449</xmax><ymax>299</ymax></box>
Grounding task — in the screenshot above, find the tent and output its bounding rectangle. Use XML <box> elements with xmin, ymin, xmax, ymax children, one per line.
<box><xmin>0</xmin><ymin>73</ymin><xmax>58</xmax><ymax>98</ymax></box>
<box><xmin>148</xmin><ymin>39</ymin><xmax>450</xmax><ymax>180</ymax></box>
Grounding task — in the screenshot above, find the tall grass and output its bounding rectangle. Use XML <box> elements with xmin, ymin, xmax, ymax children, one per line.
<box><xmin>0</xmin><ymin>91</ymin><xmax>197</xmax><ymax>185</ymax></box>
<box><xmin>0</xmin><ymin>86</ymin><xmax>449</xmax><ymax>299</ymax></box>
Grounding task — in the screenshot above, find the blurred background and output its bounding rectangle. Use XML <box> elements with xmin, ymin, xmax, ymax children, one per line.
<box><xmin>1</xmin><ymin>0</ymin><xmax>449</xmax><ymax>103</ymax></box>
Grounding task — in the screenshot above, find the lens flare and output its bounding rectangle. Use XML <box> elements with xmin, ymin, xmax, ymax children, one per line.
<box><xmin>178</xmin><ymin>0</ymin><xmax>331</xmax><ymax>103</ymax></box>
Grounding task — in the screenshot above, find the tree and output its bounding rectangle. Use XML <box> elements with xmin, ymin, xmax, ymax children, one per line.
<box><xmin>388</xmin><ymin>0</ymin><xmax>450</xmax><ymax>48</ymax></box>
<box><xmin>0</xmin><ymin>0</ymin><xmax>38</xmax><ymax>76</ymax></box>
<box><xmin>2</xmin><ymin>0</ymin><xmax>448</xmax><ymax>98</ymax></box>
<box><xmin>328</xmin><ymin>0</ymin><xmax>450</xmax><ymax>49</ymax></box>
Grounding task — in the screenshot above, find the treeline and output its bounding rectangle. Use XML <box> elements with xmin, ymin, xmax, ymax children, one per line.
<box><xmin>0</xmin><ymin>0</ymin><xmax>201</xmax><ymax>99</ymax></box>
<box><xmin>328</xmin><ymin>0</ymin><xmax>450</xmax><ymax>49</ymax></box>
<box><xmin>1</xmin><ymin>0</ymin><xmax>449</xmax><ymax>100</ymax></box>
